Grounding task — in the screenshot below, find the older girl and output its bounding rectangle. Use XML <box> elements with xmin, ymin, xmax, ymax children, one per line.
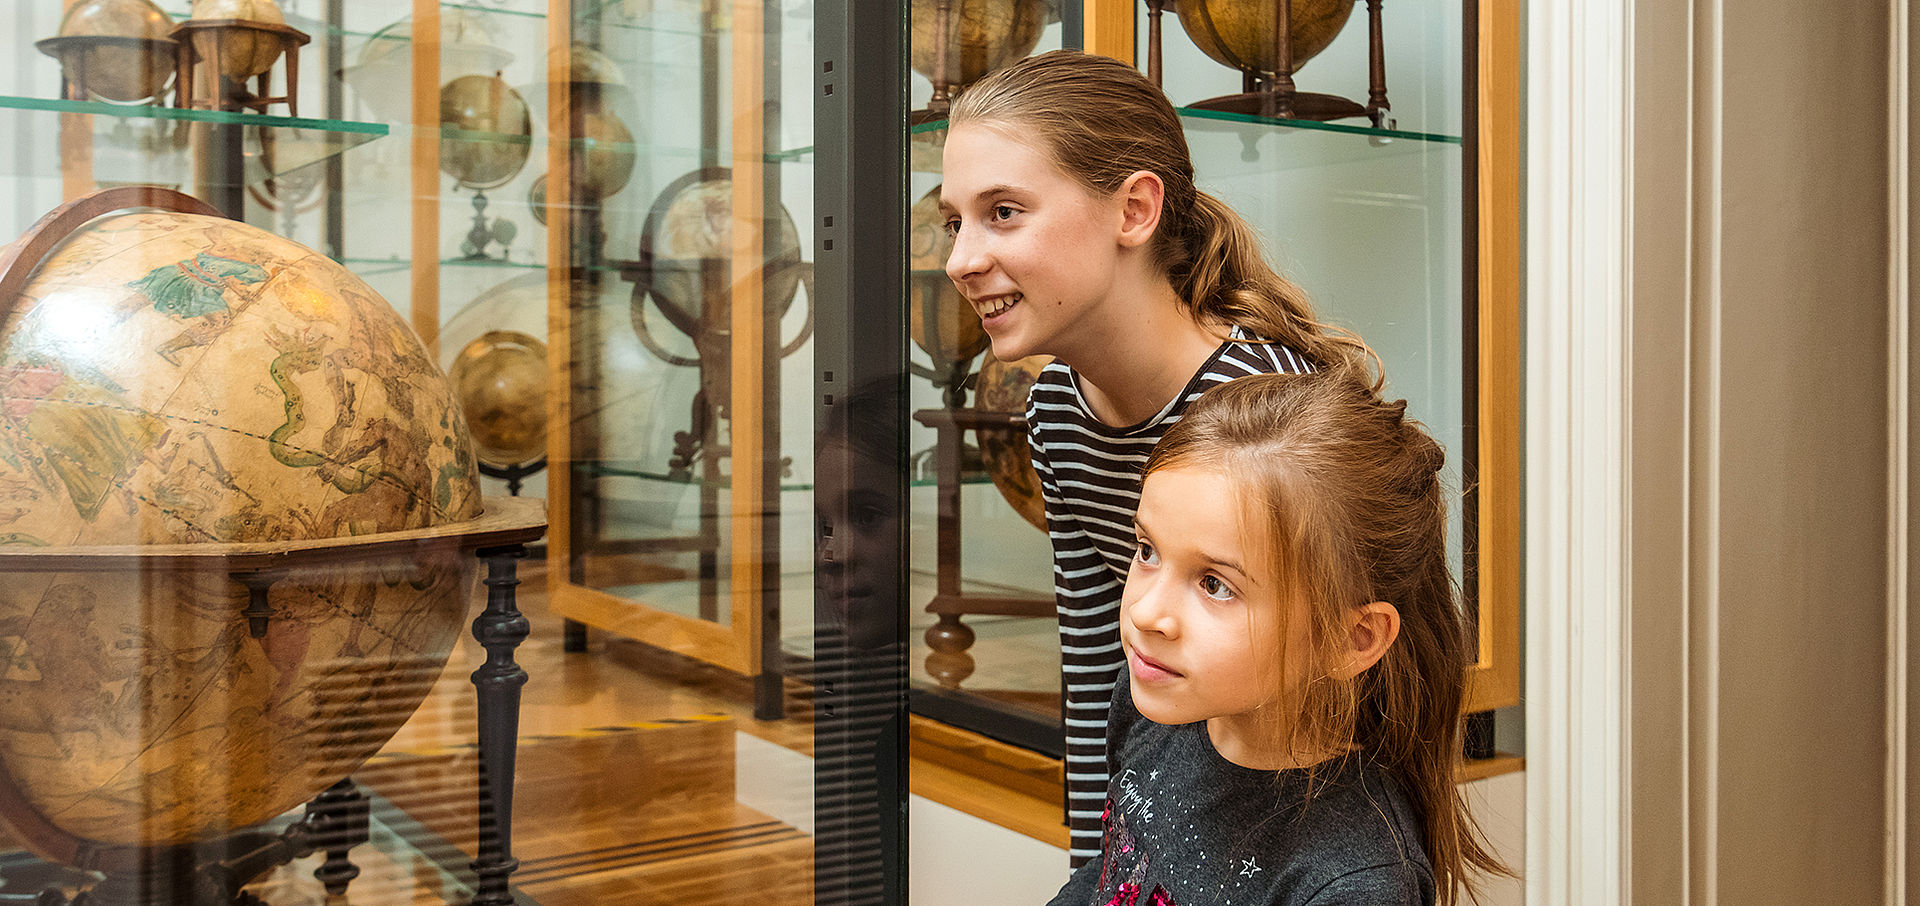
<box><xmin>940</xmin><ymin>50</ymin><xmax>1373</xmax><ymax>863</ymax></box>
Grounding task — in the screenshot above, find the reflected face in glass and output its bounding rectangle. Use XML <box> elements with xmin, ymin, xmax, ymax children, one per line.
<box><xmin>814</xmin><ymin>441</ymin><xmax>903</xmax><ymax>650</ymax></box>
<box><xmin>1121</xmin><ymin>466</ymin><xmax>1315</xmax><ymax>760</ymax></box>
<box><xmin>939</xmin><ymin>123</ymin><xmax>1127</xmax><ymax>365</ymax></box>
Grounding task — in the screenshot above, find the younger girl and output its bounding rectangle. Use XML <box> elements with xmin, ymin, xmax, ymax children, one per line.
<box><xmin>940</xmin><ymin>50</ymin><xmax>1376</xmax><ymax>864</ymax></box>
<box><xmin>1048</xmin><ymin>370</ymin><xmax>1504</xmax><ymax>906</ymax></box>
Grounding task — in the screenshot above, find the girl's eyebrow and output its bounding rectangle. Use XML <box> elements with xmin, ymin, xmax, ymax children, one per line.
<box><xmin>939</xmin><ymin>184</ymin><xmax>1026</xmax><ymax>215</ymax></box>
<box><xmin>1137</xmin><ymin>516</ymin><xmax>1256</xmax><ymax>583</ymax></box>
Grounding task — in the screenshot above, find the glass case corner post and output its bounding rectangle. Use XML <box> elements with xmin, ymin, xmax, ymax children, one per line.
<box><xmin>814</xmin><ymin>0</ymin><xmax>909</xmax><ymax>903</ymax></box>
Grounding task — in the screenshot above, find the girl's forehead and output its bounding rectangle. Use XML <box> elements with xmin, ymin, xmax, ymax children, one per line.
<box><xmin>939</xmin><ymin>124</ymin><xmax>1066</xmax><ymax>199</ymax></box>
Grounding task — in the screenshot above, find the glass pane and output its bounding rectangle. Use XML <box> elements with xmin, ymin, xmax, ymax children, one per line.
<box><xmin>0</xmin><ymin>1</ymin><xmax>901</xmax><ymax>904</ymax></box>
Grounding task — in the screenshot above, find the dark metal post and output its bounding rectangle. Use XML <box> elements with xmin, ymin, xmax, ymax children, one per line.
<box><xmin>468</xmin><ymin>545</ymin><xmax>530</xmax><ymax>906</ymax></box>
<box><xmin>814</xmin><ymin>0</ymin><xmax>908</xmax><ymax>900</ymax></box>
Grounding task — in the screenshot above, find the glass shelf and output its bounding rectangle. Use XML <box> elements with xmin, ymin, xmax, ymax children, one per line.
<box><xmin>160</xmin><ymin>1</ymin><xmax>711</xmax><ymax>41</ymax></box>
<box><xmin>774</xmin><ymin>111</ymin><xmax>1457</xmax><ymax>174</ymax></box>
<box><xmin>0</xmin><ymin>95</ymin><xmax>384</xmax><ymax>185</ymax></box>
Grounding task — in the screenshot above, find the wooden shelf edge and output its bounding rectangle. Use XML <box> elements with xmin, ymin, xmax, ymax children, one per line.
<box><xmin>1458</xmin><ymin>752</ymin><xmax>1524</xmax><ymax>784</ymax></box>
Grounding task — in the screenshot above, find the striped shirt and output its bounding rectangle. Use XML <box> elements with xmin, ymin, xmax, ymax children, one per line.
<box><xmin>1027</xmin><ymin>329</ymin><xmax>1310</xmax><ymax>866</ymax></box>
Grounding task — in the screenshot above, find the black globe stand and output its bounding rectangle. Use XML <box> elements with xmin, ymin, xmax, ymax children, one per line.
<box><xmin>479</xmin><ymin>458</ymin><xmax>547</xmax><ymax>499</ymax></box>
<box><xmin>468</xmin><ymin>545</ymin><xmax>531</xmax><ymax>906</ymax></box>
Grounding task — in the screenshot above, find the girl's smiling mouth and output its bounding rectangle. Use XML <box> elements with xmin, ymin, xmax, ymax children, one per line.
<box><xmin>977</xmin><ymin>293</ymin><xmax>1023</xmax><ymax>320</ymax></box>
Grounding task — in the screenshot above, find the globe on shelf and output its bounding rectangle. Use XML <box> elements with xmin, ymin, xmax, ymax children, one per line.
<box><xmin>184</xmin><ymin>0</ymin><xmax>293</xmax><ymax>81</ymax></box>
<box><xmin>1175</xmin><ymin>0</ymin><xmax>1355</xmax><ymax>81</ymax></box>
<box><xmin>909</xmin><ymin>0</ymin><xmax>1046</xmax><ymax>104</ymax></box>
<box><xmin>339</xmin><ymin>10</ymin><xmax>513</xmax><ymax>122</ymax></box>
<box><xmin>440</xmin><ymin>73</ymin><xmax>534</xmax><ymax>191</ymax></box>
<box><xmin>972</xmin><ymin>352</ymin><xmax>1051</xmax><ymax>531</ymax></box>
<box><xmin>641</xmin><ymin>168</ymin><xmax>803</xmax><ymax>342</ymax></box>
<box><xmin>528</xmin><ymin>108</ymin><xmax>638</xmax><ymax>225</ymax></box>
<box><xmin>0</xmin><ymin>194</ymin><xmax>484</xmax><ymax>855</ymax></box>
<box><xmin>36</xmin><ymin>0</ymin><xmax>178</xmax><ymax>103</ymax></box>
<box><xmin>449</xmin><ymin>330</ymin><xmax>549</xmax><ymax>470</ymax></box>
<box><xmin>908</xmin><ymin>184</ymin><xmax>987</xmax><ymax>373</ymax></box>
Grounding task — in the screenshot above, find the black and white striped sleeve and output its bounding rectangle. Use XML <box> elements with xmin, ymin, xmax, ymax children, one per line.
<box><xmin>1030</xmin><ymin>406</ymin><xmax>1124</xmax><ymax>867</ymax></box>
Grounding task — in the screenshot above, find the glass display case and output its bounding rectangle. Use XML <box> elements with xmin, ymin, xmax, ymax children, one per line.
<box><xmin>0</xmin><ymin>0</ymin><xmax>1518</xmax><ymax>900</ymax></box>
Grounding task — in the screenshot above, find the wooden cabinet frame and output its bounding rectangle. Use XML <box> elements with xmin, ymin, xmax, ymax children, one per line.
<box><xmin>1084</xmin><ymin>0</ymin><xmax>1523</xmax><ymax>715</ymax></box>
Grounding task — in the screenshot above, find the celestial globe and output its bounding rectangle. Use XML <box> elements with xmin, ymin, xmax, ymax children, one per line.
<box><xmin>909</xmin><ymin>0</ymin><xmax>1046</xmax><ymax>93</ymax></box>
<box><xmin>908</xmin><ymin>185</ymin><xmax>987</xmax><ymax>368</ymax></box>
<box><xmin>972</xmin><ymin>353</ymin><xmax>1051</xmax><ymax>531</ymax></box>
<box><xmin>186</xmin><ymin>0</ymin><xmax>291</xmax><ymax>80</ymax></box>
<box><xmin>37</xmin><ymin>0</ymin><xmax>177</xmax><ymax>103</ymax></box>
<box><xmin>449</xmin><ymin>330</ymin><xmax>549</xmax><ymax>469</ymax></box>
<box><xmin>440</xmin><ymin>73</ymin><xmax>534</xmax><ymax>190</ymax></box>
<box><xmin>0</xmin><ymin>201</ymin><xmax>483</xmax><ymax>853</ymax></box>
<box><xmin>1176</xmin><ymin>0</ymin><xmax>1356</xmax><ymax>81</ymax></box>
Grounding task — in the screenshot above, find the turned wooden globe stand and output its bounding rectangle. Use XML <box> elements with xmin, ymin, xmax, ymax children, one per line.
<box><xmin>909</xmin><ymin>409</ymin><xmax>1052</xmax><ymax>690</ymax></box>
<box><xmin>1151</xmin><ymin>0</ymin><xmax>1394</xmax><ymax>128</ymax></box>
<box><xmin>0</xmin><ymin>498</ymin><xmax>546</xmax><ymax>906</ymax></box>
<box><xmin>170</xmin><ymin>19</ymin><xmax>309</xmax><ymax>115</ymax></box>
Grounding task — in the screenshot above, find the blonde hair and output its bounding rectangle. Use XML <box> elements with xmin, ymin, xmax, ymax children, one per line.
<box><xmin>951</xmin><ymin>50</ymin><xmax>1376</xmax><ymax>379</ymax></box>
<box><xmin>1146</xmin><ymin>369</ymin><xmax>1509</xmax><ymax>906</ymax></box>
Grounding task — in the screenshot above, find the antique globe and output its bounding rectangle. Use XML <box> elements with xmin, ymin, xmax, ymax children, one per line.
<box><xmin>0</xmin><ymin>198</ymin><xmax>485</xmax><ymax>855</ymax></box>
<box><xmin>185</xmin><ymin>0</ymin><xmax>291</xmax><ymax>80</ymax></box>
<box><xmin>440</xmin><ymin>73</ymin><xmax>534</xmax><ymax>190</ymax></box>
<box><xmin>36</xmin><ymin>0</ymin><xmax>177</xmax><ymax>103</ymax></box>
<box><xmin>1176</xmin><ymin>0</ymin><xmax>1356</xmax><ymax>79</ymax></box>
<box><xmin>909</xmin><ymin>185</ymin><xmax>987</xmax><ymax>369</ymax></box>
<box><xmin>449</xmin><ymin>330</ymin><xmax>549</xmax><ymax>469</ymax></box>
<box><xmin>909</xmin><ymin>0</ymin><xmax>1046</xmax><ymax>93</ymax></box>
<box><xmin>339</xmin><ymin>11</ymin><xmax>514</xmax><ymax>122</ymax></box>
<box><xmin>972</xmin><ymin>353</ymin><xmax>1050</xmax><ymax>531</ymax></box>
<box><xmin>643</xmin><ymin>169</ymin><xmax>802</xmax><ymax>339</ymax></box>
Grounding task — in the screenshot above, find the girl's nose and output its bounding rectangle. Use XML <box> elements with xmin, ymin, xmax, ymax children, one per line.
<box><xmin>1123</xmin><ymin>574</ymin><xmax>1178</xmax><ymax>638</ymax></box>
<box><xmin>945</xmin><ymin>225</ymin><xmax>988</xmax><ymax>285</ymax></box>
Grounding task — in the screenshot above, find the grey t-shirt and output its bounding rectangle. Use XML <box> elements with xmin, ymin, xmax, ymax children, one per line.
<box><xmin>1048</xmin><ymin>676</ymin><xmax>1435</xmax><ymax>906</ymax></box>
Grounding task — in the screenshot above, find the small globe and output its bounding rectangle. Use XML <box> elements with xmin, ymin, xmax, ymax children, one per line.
<box><xmin>186</xmin><ymin>0</ymin><xmax>290</xmax><ymax>80</ymax></box>
<box><xmin>340</xmin><ymin>12</ymin><xmax>514</xmax><ymax>122</ymax></box>
<box><xmin>644</xmin><ymin>169</ymin><xmax>802</xmax><ymax>339</ymax></box>
<box><xmin>449</xmin><ymin>330</ymin><xmax>549</xmax><ymax>469</ymax></box>
<box><xmin>440</xmin><ymin>74</ymin><xmax>534</xmax><ymax>190</ymax></box>
<box><xmin>1176</xmin><ymin>0</ymin><xmax>1356</xmax><ymax>79</ymax></box>
<box><xmin>910</xmin><ymin>0</ymin><xmax>1047</xmax><ymax>91</ymax></box>
<box><xmin>39</xmin><ymin>0</ymin><xmax>176</xmax><ymax>103</ymax></box>
<box><xmin>909</xmin><ymin>185</ymin><xmax>988</xmax><ymax>368</ymax></box>
<box><xmin>0</xmin><ymin>204</ymin><xmax>482</xmax><ymax>853</ymax></box>
<box><xmin>972</xmin><ymin>353</ymin><xmax>1051</xmax><ymax>531</ymax></box>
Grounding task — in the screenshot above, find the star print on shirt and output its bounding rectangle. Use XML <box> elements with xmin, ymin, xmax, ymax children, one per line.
<box><xmin>1239</xmin><ymin>857</ymin><xmax>1262</xmax><ymax>878</ymax></box>
<box><xmin>1149</xmin><ymin>769</ymin><xmax>1160</xmax><ymax>781</ymax></box>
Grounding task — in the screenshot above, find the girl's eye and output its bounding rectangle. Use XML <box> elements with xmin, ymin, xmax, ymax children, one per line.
<box><xmin>941</xmin><ymin>218</ymin><xmax>960</xmax><ymax>237</ymax></box>
<box><xmin>1133</xmin><ymin>539</ymin><xmax>1158</xmax><ymax>566</ymax></box>
<box><xmin>991</xmin><ymin>204</ymin><xmax>1016</xmax><ymax>222</ymax></box>
<box><xmin>1199</xmin><ymin>574</ymin><xmax>1236</xmax><ymax>602</ymax></box>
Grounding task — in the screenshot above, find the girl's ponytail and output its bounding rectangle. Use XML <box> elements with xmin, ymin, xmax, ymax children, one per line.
<box><xmin>1173</xmin><ymin>192</ymin><xmax>1380</xmax><ymax>387</ymax></box>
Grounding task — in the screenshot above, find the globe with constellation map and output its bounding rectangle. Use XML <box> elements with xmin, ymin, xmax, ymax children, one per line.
<box><xmin>0</xmin><ymin>203</ymin><xmax>483</xmax><ymax>854</ymax></box>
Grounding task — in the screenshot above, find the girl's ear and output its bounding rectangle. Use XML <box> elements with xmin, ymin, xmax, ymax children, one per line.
<box><xmin>1115</xmin><ymin>169</ymin><xmax>1165</xmax><ymax>249</ymax></box>
<box><xmin>1332</xmin><ymin>602</ymin><xmax>1401</xmax><ymax>680</ymax></box>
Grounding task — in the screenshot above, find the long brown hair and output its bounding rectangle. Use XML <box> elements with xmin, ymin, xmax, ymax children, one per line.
<box><xmin>950</xmin><ymin>50</ymin><xmax>1375</xmax><ymax>379</ymax></box>
<box><xmin>1145</xmin><ymin>369</ymin><xmax>1509</xmax><ymax>905</ymax></box>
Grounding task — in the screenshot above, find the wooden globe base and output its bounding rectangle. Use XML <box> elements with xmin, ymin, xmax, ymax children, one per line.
<box><xmin>1150</xmin><ymin>0</ymin><xmax>1393</xmax><ymax>128</ymax></box>
<box><xmin>23</xmin><ymin>779</ymin><xmax>368</xmax><ymax>906</ymax></box>
<box><xmin>1188</xmin><ymin>88</ymin><xmax>1383</xmax><ymax>126</ymax></box>
<box><xmin>170</xmin><ymin>19</ymin><xmax>309</xmax><ymax>115</ymax></box>
<box><xmin>0</xmin><ymin>497</ymin><xmax>546</xmax><ymax>906</ymax></box>
<box><xmin>35</xmin><ymin>35</ymin><xmax>181</xmax><ymax>105</ymax></box>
